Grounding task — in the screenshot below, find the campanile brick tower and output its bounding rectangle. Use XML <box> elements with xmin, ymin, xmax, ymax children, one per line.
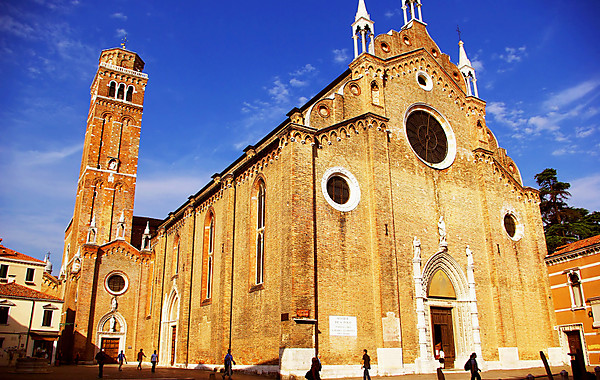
<box><xmin>60</xmin><ymin>46</ymin><xmax>149</xmax><ymax>361</ymax></box>
<box><xmin>67</xmin><ymin>47</ymin><xmax>148</xmax><ymax>251</ymax></box>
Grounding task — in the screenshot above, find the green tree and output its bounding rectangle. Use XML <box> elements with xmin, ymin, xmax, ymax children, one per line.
<box><xmin>535</xmin><ymin>168</ymin><xmax>600</xmax><ymax>253</ymax></box>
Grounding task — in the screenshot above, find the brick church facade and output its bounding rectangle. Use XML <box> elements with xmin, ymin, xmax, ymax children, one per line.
<box><xmin>59</xmin><ymin>0</ymin><xmax>560</xmax><ymax>375</ymax></box>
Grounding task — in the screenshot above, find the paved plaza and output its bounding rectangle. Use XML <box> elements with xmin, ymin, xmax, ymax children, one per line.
<box><xmin>0</xmin><ymin>364</ymin><xmax>583</xmax><ymax>380</ymax></box>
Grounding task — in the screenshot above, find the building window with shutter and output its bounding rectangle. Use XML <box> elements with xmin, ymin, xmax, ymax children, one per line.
<box><xmin>42</xmin><ymin>310</ymin><xmax>53</xmax><ymax>327</ymax></box>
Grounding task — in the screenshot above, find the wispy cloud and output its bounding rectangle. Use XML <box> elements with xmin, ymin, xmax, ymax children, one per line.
<box><xmin>111</xmin><ymin>12</ymin><xmax>127</xmax><ymax>21</ymax></box>
<box><xmin>488</xmin><ymin>78</ymin><xmax>600</xmax><ymax>148</ymax></box>
<box><xmin>570</xmin><ymin>173</ymin><xmax>600</xmax><ymax>211</ymax></box>
<box><xmin>13</xmin><ymin>143</ymin><xmax>83</xmax><ymax>166</ymax></box>
<box><xmin>575</xmin><ymin>126</ymin><xmax>596</xmax><ymax>138</ymax></box>
<box><xmin>135</xmin><ymin>175</ymin><xmax>208</xmax><ymax>218</ymax></box>
<box><xmin>0</xmin><ymin>15</ymin><xmax>36</xmax><ymax>38</ymax></box>
<box><xmin>384</xmin><ymin>9</ymin><xmax>402</xmax><ymax>18</ymax></box>
<box><xmin>332</xmin><ymin>48</ymin><xmax>350</xmax><ymax>64</ymax></box>
<box><xmin>542</xmin><ymin>79</ymin><xmax>600</xmax><ymax>111</ymax></box>
<box><xmin>486</xmin><ymin>102</ymin><xmax>527</xmax><ymax>129</ymax></box>
<box><xmin>498</xmin><ymin>46</ymin><xmax>527</xmax><ymax>63</ymax></box>
<box><xmin>116</xmin><ymin>28</ymin><xmax>127</xmax><ymax>38</ymax></box>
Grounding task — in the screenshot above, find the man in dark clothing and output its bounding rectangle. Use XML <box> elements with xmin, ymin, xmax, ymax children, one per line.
<box><xmin>362</xmin><ymin>349</ymin><xmax>371</xmax><ymax>380</ymax></box>
<box><xmin>223</xmin><ymin>348</ymin><xmax>236</xmax><ymax>380</ymax></box>
<box><xmin>466</xmin><ymin>352</ymin><xmax>481</xmax><ymax>380</ymax></box>
<box><xmin>95</xmin><ymin>349</ymin><xmax>107</xmax><ymax>378</ymax></box>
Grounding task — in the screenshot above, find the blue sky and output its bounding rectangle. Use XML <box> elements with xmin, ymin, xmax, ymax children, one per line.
<box><xmin>1</xmin><ymin>0</ymin><xmax>599</xmax><ymax>271</ymax></box>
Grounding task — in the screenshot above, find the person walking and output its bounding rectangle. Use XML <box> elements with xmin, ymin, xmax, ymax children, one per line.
<box><xmin>223</xmin><ymin>348</ymin><xmax>236</xmax><ymax>380</ymax></box>
<box><xmin>361</xmin><ymin>349</ymin><xmax>371</xmax><ymax>380</ymax></box>
<box><xmin>95</xmin><ymin>349</ymin><xmax>107</xmax><ymax>378</ymax></box>
<box><xmin>310</xmin><ymin>356</ymin><xmax>322</xmax><ymax>380</ymax></box>
<box><xmin>464</xmin><ymin>352</ymin><xmax>481</xmax><ymax>380</ymax></box>
<box><xmin>117</xmin><ymin>350</ymin><xmax>127</xmax><ymax>371</ymax></box>
<box><xmin>137</xmin><ymin>348</ymin><xmax>146</xmax><ymax>370</ymax></box>
<box><xmin>151</xmin><ymin>350</ymin><xmax>158</xmax><ymax>373</ymax></box>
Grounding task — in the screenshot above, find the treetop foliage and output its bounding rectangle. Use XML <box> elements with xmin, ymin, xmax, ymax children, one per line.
<box><xmin>535</xmin><ymin>168</ymin><xmax>600</xmax><ymax>254</ymax></box>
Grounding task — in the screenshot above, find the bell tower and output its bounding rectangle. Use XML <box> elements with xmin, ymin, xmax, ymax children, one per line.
<box><xmin>63</xmin><ymin>47</ymin><xmax>149</xmax><ymax>268</ymax></box>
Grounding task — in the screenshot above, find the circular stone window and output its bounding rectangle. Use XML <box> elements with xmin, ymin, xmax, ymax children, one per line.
<box><xmin>416</xmin><ymin>71</ymin><xmax>433</xmax><ymax>91</ymax></box>
<box><xmin>403</xmin><ymin>36</ymin><xmax>411</xmax><ymax>45</ymax></box>
<box><xmin>503</xmin><ymin>212</ymin><xmax>524</xmax><ymax>241</ymax></box>
<box><xmin>381</xmin><ymin>42</ymin><xmax>390</xmax><ymax>53</ymax></box>
<box><xmin>105</xmin><ymin>272</ymin><xmax>128</xmax><ymax>295</ymax></box>
<box><xmin>349</xmin><ymin>83</ymin><xmax>361</xmax><ymax>96</ymax></box>
<box><xmin>321</xmin><ymin>167</ymin><xmax>361</xmax><ymax>212</ymax></box>
<box><xmin>318</xmin><ymin>105</ymin><xmax>330</xmax><ymax>118</ymax></box>
<box><xmin>404</xmin><ymin>105</ymin><xmax>456</xmax><ymax>169</ymax></box>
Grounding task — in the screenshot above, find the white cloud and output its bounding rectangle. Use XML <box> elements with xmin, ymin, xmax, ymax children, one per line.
<box><xmin>498</xmin><ymin>46</ymin><xmax>527</xmax><ymax>63</ymax></box>
<box><xmin>267</xmin><ymin>78</ymin><xmax>290</xmax><ymax>103</ymax></box>
<box><xmin>576</xmin><ymin>126</ymin><xmax>596</xmax><ymax>138</ymax></box>
<box><xmin>486</xmin><ymin>101</ymin><xmax>526</xmax><ymax>129</ymax></box>
<box><xmin>111</xmin><ymin>12</ymin><xmax>128</xmax><ymax>21</ymax></box>
<box><xmin>135</xmin><ymin>175</ymin><xmax>207</xmax><ymax>218</ymax></box>
<box><xmin>116</xmin><ymin>28</ymin><xmax>127</xmax><ymax>38</ymax></box>
<box><xmin>542</xmin><ymin>79</ymin><xmax>600</xmax><ymax>111</ymax></box>
<box><xmin>289</xmin><ymin>78</ymin><xmax>307</xmax><ymax>87</ymax></box>
<box><xmin>290</xmin><ymin>64</ymin><xmax>315</xmax><ymax>77</ymax></box>
<box><xmin>471</xmin><ymin>59</ymin><xmax>484</xmax><ymax>73</ymax></box>
<box><xmin>332</xmin><ymin>48</ymin><xmax>350</xmax><ymax>64</ymax></box>
<box><xmin>384</xmin><ymin>9</ymin><xmax>402</xmax><ymax>18</ymax></box>
<box><xmin>14</xmin><ymin>143</ymin><xmax>83</xmax><ymax>166</ymax></box>
<box><xmin>551</xmin><ymin>145</ymin><xmax>577</xmax><ymax>156</ymax></box>
<box><xmin>570</xmin><ymin>173</ymin><xmax>600</xmax><ymax>211</ymax></box>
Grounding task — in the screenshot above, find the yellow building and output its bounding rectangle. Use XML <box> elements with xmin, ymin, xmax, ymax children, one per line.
<box><xmin>59</xmin><ymin>0</ymin><xmax>560</xmax><ymax>375</ymax></box>
<box><xmin>0</xmin><ymin>240</ymin><xmax>63</xmax><ymax>365</ymax></box>
<box><xmin>545</xmin><ymin>235</ymin><xmax>600</xmax><ymax>365</ymax></box>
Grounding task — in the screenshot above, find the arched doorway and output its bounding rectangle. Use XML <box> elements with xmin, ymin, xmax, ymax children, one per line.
<box><xmin>428</xmin><ymin>269</ymin><xmax>457</xmax><ymax>368</ymax></box>
<box><xmin>161</xmin><ymin>290</ymin><xmax>179</xmax><ymax>367</ymax></box>
<box><xmin>96</xmin><ymin>312</ymin><xmax>127</xmax><ymax>363</ymax></box>
<box><xmin>420</xmin><ymin>251</ymin><xmax>478</xmax><ymax>370</ymax></box>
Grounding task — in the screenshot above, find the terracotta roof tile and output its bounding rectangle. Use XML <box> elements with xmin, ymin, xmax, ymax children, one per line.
<box><xmin>550</xmin><ymin>234</ymin><xmax>600</xmax><ymax>257</ymax></box>
<box><xmin>0</xmin><ymin>282</ymin><xmax>63</xmax><ymax>302</ymax></box>
<box><xmin>0</xmin><ymin>241</ymin><xmax>45</xmax><ymax>264</ymax></box>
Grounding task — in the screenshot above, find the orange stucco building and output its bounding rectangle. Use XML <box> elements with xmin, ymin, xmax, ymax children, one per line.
<box><xmin>545</xmin><ymin>235</ymin><xmax>600</xmax><ymax>365</ymax></box>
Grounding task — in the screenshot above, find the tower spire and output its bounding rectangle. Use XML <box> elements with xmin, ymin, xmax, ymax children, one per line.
<box><xmin>352</xmin><ymin>0</ymin><xmax>375</xmax><ymax>60</ymax></box>
<box><xmin>457</xmin><ymin>35</ymin><xmax>479</xmax><ymax>98</ymax></box>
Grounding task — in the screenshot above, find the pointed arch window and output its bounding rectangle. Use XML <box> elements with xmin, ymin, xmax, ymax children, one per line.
<box><xmin>202</xmin><ymin>212</ymin><xmax>215</xmax><ymax>302</ymax></box>
<box><xmin>117</xmin><ymin>83</ymin><xmax>125</xmax><ymax>100</ymax></box>
<box><xmin>255</xmin><ymin>181</ymin><xmax>266</xmax><ymax>285</ymax></box>
<box><xmin>172</xmin><ymin>236</ymin><xmax>180</xmax><ymax>275</ymax></box>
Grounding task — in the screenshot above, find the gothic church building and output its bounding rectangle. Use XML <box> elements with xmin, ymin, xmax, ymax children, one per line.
<box><xmin>59</xmin><ymin>0</ymin><xmax>560</xmax><ymax>376</ymax></box>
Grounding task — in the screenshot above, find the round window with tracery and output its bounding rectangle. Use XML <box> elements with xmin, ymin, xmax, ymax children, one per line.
<box><xmin>105</xmin><ymin>272</ymin><xmax>128</xmax><ymax>295</ymax></box>
<box><xmin>321</xmin><ymin>167</ymin><xmax>361</xmax><ymax>212</ymax></box>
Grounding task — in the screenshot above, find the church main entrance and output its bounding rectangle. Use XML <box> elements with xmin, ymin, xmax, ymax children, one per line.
<box><xmin>101</xmin><ymin>338</ymin><xmax>119</xmax><ymax>364</ymax></box>
<box><xmin>430</xmin><ymin>307</ymin><xmax>455</xmax><ymax>368</ymax></box>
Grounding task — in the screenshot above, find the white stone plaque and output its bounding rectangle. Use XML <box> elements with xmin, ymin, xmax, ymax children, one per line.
<box><xmin>329</xmin><ymin>316</ymin><xmax>357</xmax><ymax>336</ymax></box>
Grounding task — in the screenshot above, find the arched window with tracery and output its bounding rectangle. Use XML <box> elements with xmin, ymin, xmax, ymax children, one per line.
<box><xmin>202</xmin><ymin>212</ymin><xmax>215</xmax><ymax>301</ymax></box>
<box><xmin>172</xmin><ymin>235</ymin><xmax>180</xmax><ymax>275</ymax></box>
<box><xmin>255</xmin><ymin>181</ymin><xmax>266</xmax><ymax>285</ymax></box>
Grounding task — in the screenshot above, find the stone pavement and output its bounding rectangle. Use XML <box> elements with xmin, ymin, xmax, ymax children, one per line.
<box><xmin>0</xmin><ymin>364</ymin><xmax>582</xmax><ymax>380</ymax></box>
